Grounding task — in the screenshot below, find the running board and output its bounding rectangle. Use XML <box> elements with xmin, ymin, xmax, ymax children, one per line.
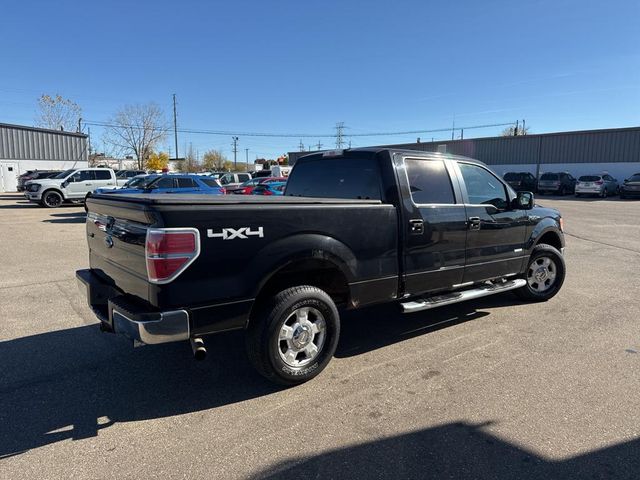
<box><xmin>401</xmin><ymin>279</ymin><xmax>526</xmax><ymax>313</ymax></box>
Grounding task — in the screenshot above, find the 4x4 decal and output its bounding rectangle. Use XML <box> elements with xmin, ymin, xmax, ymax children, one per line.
<box><xmin>207</xmin><ymin>227</ymin><xmax>264</xmax><ymax>240</ymax></box>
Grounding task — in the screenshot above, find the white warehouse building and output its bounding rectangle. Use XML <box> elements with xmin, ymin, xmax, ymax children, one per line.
<box><xmin>0</xmin><ymin>122</ymin><xmax>89</xmax><ymax>192</ymax></box>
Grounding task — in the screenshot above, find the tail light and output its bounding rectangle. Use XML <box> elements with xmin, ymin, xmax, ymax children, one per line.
<box><xmin>595</xmin><ymin>180</ymin><xmax>604</xmax><ymax>185</ymax></box>
<box><xmin>220</xmin><ymin>187</ymin><xmax>227</xmax><ymax>194</ymax></box>
<box><xmin>145</xmin><ymin>228</ymin><xmax>200</xmax><ymax>284</ymax></box>
<box><xmin>263</xmin><ymin>190</ymin><xmax>273</xmax><ymax>195</ymax></box>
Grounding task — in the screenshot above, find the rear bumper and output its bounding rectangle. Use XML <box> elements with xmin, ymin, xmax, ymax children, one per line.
<box><xmin>76</xmin><ymin>269</ymin><xmax>189</xmax><ymax>345</ymax></box>
<box><xmin>620</xmin><ymin>189</ymin><xmax>640</xmax><ymax>198</ymax></box>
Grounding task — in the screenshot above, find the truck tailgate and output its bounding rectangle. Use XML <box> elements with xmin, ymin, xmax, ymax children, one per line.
<box><xmin>85</xmin><ymin>196</ymin><xmax>158</xmax><ymax>303</ymax></box>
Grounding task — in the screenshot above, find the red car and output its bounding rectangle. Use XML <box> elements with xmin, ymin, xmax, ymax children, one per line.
<box><xmin>227</xmin><ymin>177</ymin><xmax>287</xmax><ymax>195</ymax></box>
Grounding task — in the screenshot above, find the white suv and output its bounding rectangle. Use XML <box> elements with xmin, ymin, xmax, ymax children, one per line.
<box><xmin>24</xmin><ymin>168</ymin><xmax>117</xmax><ymax>207</ymax></box>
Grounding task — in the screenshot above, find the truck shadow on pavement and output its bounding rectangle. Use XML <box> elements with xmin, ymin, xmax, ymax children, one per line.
<box><xmin>0</xmin><ymin>294</ymin><xmax>523</xmax><ymax>459</ymax></box>
<box><xmin>251</xmin><ymin>421</ymin><xmax>640</xmax><ymax>480</ymax></box>
<box><xmin>42</xmin><ymin>211</ymin><xmax>87</xmax><ymax>223</ymax></box>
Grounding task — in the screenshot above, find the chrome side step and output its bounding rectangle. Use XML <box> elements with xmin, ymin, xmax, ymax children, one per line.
<box><xmin>401</xmin><ymin>278</ymin><xmax>526</xmax><ymax>313</ymax></box>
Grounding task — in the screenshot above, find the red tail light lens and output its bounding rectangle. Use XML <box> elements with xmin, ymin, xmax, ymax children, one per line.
<box><xmin>145</xmin><ymin>228</ymin><xmax>200</xmax><ymax>284</ymax></box>
<box><xmin>263</xmin><ymin>190</ymin><xmax>273</xmax><ymax>195</ymax></box>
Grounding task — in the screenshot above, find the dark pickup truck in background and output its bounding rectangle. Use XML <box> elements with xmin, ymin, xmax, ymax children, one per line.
<box><xmin>77</xmin><ymin>148</ymin><xmax>566</xmax><ymax>385</ymax></box>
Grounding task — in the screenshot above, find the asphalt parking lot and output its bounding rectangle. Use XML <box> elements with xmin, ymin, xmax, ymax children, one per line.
<box><xmin>1</xmin><ymin>192</ymin><xmax>639</xmax><ymax>479</ymax></box>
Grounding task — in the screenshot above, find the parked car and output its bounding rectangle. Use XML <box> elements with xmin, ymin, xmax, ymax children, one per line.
<box><xmin>227</xmin><ymin>177</ymin><xmax>287</xmax><ymax>195</ymax></box>
<box><xmin>115</xmin><ymin>170</ymin><xmax>146</xmax><ymax>186</ymax></box>
<box><xmin>95</xmin><ymin>174</ymin><xmax>225</xmax><ymax>196</ymax></box>
<box><xmin>253</xmin><ymin>169</ymin><xmax>273</xmax><ymax>178</ymax></box>
<box><xmin>251</xmin><ymin>181</ymin><xmax>287</xmax><ymax>196</ymax></box>
<box><xmin>575</xmin><ymin>174</ymin><xmax>619</xmax><ymax>197</ymax></box>
<box><xmin>620</xmin><ymin>173</ymin><xmax>640</xmax><ymax>199</ymax></box>
<box><xmin>218</xmin><ymin>172</ymin><xmax>252</xmax><ymax>189</ymax></box>
<box><xmin>17</xmin><ymin>170</ymin><xmax>61</xmax><ymax>191</ymax></box>
<box><xmin>537</xmin><ymin>172</ymin><xmax>577</xmax><ymax>195</ymax></box>
<box><xmin>24</xmin><ymin>168</ymin><xmax>117</xmax><ymax>207</ymax></box>
<box><xmin>78</xmin><ymin>148</ymin><xmax>565</xmax><ymax>385</ymax></box>
<box><xmin>503</xmin><ymin>172</ymin><xmax>538</xmax><ymax>192</ymax></box>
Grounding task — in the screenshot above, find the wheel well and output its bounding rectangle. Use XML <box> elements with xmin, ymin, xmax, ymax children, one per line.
<box><xmin>252</xmin><ymin>259</ymin><xmax>350</xmax><ymax>315</ymax></box>
<box><xmin>42</xmin><ymin>188</ymin><xmax>63</xmax><ymax>197</ymax></box>
<box><xmin>537</xmin><ymin>231</ymin><xmax>562</xmax><ymax>251</ymax></box>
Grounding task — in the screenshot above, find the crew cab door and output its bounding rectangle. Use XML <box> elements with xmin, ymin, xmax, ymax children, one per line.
<box><xmin>66</xmin><ymin>170</ymin><xmax>96</xmax><ymax>198</ymax></box>
<box><xmin>397</xmin><ymin>155</ymin><xmax>468</xmax><ymax>295</ymax></box>
<box><xmin>454</xmin><ymin>161</ymin><xmax>528</xmax><ymax>283</ymax></box>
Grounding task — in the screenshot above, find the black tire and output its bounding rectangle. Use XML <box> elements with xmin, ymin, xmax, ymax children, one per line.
<box><xmin>42</xmin><ymin>190</ymin><xmax>63</xmax><ymax>208</ymax></box>
<box><xmin>246</xmin><ymin>286</ymin><xmax>340</xmax><ymax>386</ymax></box>
<box><xmin>515</xmin><ymin>244</ymin><xmax>565</xmax><ymax>302</ymax></box>
<box><xmin>559</xmin><ymin>186</ymin><xmax>566</xmax><ymax>196</ymax></box>
<box><xmin>601</xmin><ymin>188</ymin><xmax>607</xmax><ymax>198</ymax></box>
<box><xmin>84</xmin><ymin>192</ymin><xmax>91</xmax><ymax>212</ymax></box>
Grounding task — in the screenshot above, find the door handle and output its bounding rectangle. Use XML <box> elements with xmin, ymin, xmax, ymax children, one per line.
<box><xmin>85</xmin><ymin>183</ymin><xmax>92</xmax><ymax>186</ymax></box>
<box><xmin>409</xmin><ymin>219</ymin><xmax>424</xmax><ymax>234</ymax></box>
<box><xmin>468</xmin><ymin>217</ymin><xmax>481</xmax><ymax>230</ymax></box>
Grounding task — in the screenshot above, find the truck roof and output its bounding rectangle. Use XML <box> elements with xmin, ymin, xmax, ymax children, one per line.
<box><xmin>296</xmin><ymin>147</ymin><xmax>486</xmax><ymax>166</ymax></box>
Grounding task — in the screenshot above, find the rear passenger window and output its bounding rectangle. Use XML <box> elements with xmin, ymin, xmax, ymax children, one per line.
<box><xmin>405</xmin><ymin>159</ymin><xmax>455</xmax><ymax>204</ymax></box>
<box><xmin>238</xmin><ymin>174</ymin><xmax>250</xmax><ymax>182</ymax></box>
<box><xmin>286</xmin><ymin>157</ymin><xmax>381</xmax><ymax>200</ymax></box>
<box><xmin>176</xmin><ymin>177</ymin><xmax>197</xmax><ymax>188</ymax></box>
<box><xmin>94</xmin><ymin>170</ymin><xmax>112</xmax><ymax>180</ymax></box>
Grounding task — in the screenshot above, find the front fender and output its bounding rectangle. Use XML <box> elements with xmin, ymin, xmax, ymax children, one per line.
<box><xmin>526</xmin><ymin>217</ymin><xmax>564</xmax><ymax>253</ymax></box>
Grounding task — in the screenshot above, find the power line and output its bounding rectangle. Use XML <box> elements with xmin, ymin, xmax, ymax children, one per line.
<box><xmin>82</xmin><ymin>120</ymin><xmax>516</xmax><ymax>139</ymax></box>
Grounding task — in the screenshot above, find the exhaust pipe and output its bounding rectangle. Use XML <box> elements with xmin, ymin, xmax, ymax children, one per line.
<box><xmin>190</xmin><ymin>337</ymin><xmax>207</xmax><ymax>361</ymax></box>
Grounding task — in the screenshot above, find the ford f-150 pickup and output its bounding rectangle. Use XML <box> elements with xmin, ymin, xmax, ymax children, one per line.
<box><xmin>77</xmin><ymin>148</ymin><xmax>566</xmax><ymax>385</ymax></box>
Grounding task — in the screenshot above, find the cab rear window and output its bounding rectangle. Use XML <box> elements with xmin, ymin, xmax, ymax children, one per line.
<box><xmin>286</xmin><ymin>157</ymin><xmax>382</xmax><ymax>200</ymax></box>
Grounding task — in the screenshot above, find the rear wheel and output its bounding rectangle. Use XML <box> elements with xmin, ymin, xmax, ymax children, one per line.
<box><xmin>246</xmin><ymin>286</ymin><xmax>340</xmax><ymax>385</ymax></box>
<box><xmin>515</xmin><ymin>244</ymin><xmax>565</xmax><ymax>301</ymax></box>
<box><xmin>601</xmin><ymin>188</ymin><xmax>607</xmax><ymax>198</ymax></box>
<box><xmin>42</xmin><ymin>190</ymin><xmax>63</xmax><ymax>208</ymax></box>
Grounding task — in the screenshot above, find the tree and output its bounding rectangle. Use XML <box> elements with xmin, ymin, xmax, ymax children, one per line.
<box><xmin>202</xmin><ymin>149</ymin><xmax>228</xmax><ymax>171</ymax></box>
<box><xmin>36</xmin><ymin>94</ymin><xmax>82</xmax><ymax>132</ymax></box>
<box><xmin>146</xmin><ymin>151</ymin><xmax>170</xmax><ymax>171</ymax></box>
<box><xmin>103</xmin><ymin>103</ymin><xmax>167</xmax><ymax>169</ymax></box>
<box><xmin>181</xmin><ymin>144</ymin><xmax>201</xmax><ymax>172</ymax></box>
<box><xmin>501</xmin><ymin>124</ymin><xmax>530</xmax><ymax>136</ymax></box>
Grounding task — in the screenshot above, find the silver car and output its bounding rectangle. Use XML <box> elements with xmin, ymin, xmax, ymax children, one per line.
<box><xmin>575</xmin><ymin>174</ymin><xmax>619</xmax><ymax>198</ymax></box>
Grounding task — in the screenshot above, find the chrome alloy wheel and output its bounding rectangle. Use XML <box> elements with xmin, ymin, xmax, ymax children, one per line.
<box><xmin>277</xmin><ymin>307</ymin><xmax>326</xmax><ymax>367</ymax></box>
<box><xmin>527</xmin><ymin>256</ymin><xmax>557</xmax><ymax>293</ymax></box>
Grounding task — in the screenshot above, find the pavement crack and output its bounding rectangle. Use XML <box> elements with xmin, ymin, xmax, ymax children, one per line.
<box><xmin>564</xmin><ymin>232</ymin><xmax>640</xmax><ymax>255</ymax></box>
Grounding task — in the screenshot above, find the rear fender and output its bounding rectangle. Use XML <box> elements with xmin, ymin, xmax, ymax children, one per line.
<box><xmin>249</xmin><ymin>233</ymin><xmax>356</xmax><ymax>299</ymax></box>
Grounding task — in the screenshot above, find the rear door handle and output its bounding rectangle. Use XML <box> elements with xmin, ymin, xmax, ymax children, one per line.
<box><xmin>409</xmin><ymin>219</ymin><xmax>424</xmax><ymax>234</ymax></box>
<box><xmin>468</xmin><ymin>217</ymin><xmax>481</xmax><ymax>230</ymax></box>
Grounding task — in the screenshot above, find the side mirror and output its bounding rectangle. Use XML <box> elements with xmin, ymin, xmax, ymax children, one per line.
<box><xmin>61</xmin><ymin>181</ymin><xmax>68</xmax><ymax>188</ymax></box>
<box><xmin>515</xmin><ymin>191</ymin><xmax>534</xmax><ymax>210</ymax></box>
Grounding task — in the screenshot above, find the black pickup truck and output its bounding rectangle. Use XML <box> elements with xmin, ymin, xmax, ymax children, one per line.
<box><xmin>77</xmin><ymin>148</ymin><xmax>566</xmax><ymax>385</ymax></box>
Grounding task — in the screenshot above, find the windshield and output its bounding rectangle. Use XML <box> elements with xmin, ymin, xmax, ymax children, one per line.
<box><xmin>125</xmin><ymin>176</ymin><xmax>148</xmax><ymax>188</ymax></box>
<box><xmin>627</xmin><ymin>174</ymin><xmax>640</xmax><ymax>182</ymax></box>
<box><xmin>540</xmin><ymin>173</ymin><xmax>559</xmax><ymax>180</ymax></box>
<box><xmin>54</xmin><ymin>169</ymin><xmax>77</xmax><ymax>179</ymax></box>
<box><xmin>579</xmin><ymin>175</ymin><xmax>601</xmax><ymax>182</ymax></box>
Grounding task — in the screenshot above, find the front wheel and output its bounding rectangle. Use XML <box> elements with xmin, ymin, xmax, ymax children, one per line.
<box><xmin>515</xmin><ymin>244</ymin><xmax>565</xmax><ymax>301</ymax></box>
<box><xmin>42</xmin><ymin>190</ymin><xmax>63</xmax><ymax>208</ymax></box>
<box><xmin>246</xmin><ymin>286</ymin><xmax>340</xmax><ymax>385</ymax></box>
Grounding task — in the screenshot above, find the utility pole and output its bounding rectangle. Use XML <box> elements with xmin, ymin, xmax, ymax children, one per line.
<box><xmin>245</xmin><ymin>148</ymin><xmax>249</xmax><ymax>170</ymax></box>
<box><xmin>335</xmin><ymin>122</ymin><xmax>345</xmax><ymax>148</ymax></box>
<box><xmin>316</xmin><ymin>140</ymin><xmax>323</xmax><ymax>150</ymax></box>
<box><xmin>298</xmin><ymin>139</ymin><xmax>305</xmax><ymax>151</ymax></box>
<box><xmin>173</xmin><ymin>94</ymin><xmax>179</xmax><ymax>160</ymax></box>
<box><xmin>451</xmin><ymin>117</ymin><xmax>455</xmax><ymax>141</ymax></box>
<box><xmin>522</xmin><ymin>119</ymin><xmax>526</xmax><ymax>135</ymax></box>
<box><xmin>232</xmin><ymin>136</ymin><xmax>239</xmax><ymax>169</ymax></box>
<box><xmin>514</xmin><ymin>120</ymin><xmax>519</xmax><ymax>136</ymax></box>
<box><xmin>78</xmin><ymin>117</ymin><xmax>82</xmax><ymax>133</ymax></box>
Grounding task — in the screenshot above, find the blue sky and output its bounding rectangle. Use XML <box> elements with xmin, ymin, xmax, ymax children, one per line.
<box><xmin>1</xmin><ymin>0</ymin><xmax>638</xmax><ymax>160</ymax></box>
